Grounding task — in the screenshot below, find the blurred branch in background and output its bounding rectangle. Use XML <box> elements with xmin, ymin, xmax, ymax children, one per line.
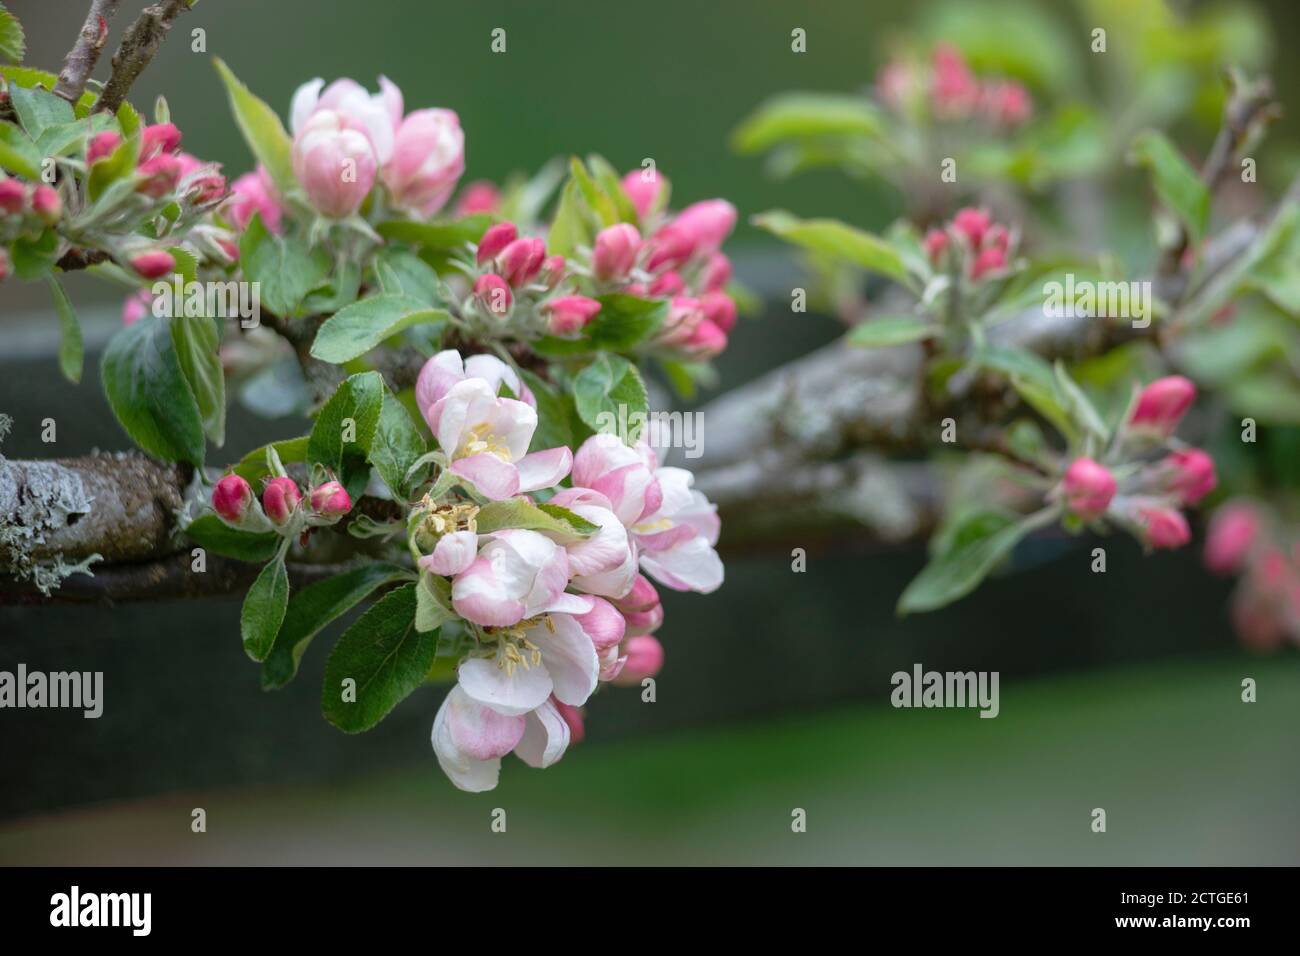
<box><xmin>52</xmin><ymin>0</ymin><xmax>121</xmax><ymax>104</ymax></box>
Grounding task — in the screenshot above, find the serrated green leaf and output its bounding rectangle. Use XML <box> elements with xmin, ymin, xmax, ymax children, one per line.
<box><xmin>322</xmin><ymin>584</ymin><xmax>433</xmax><ymax>733</ymax></box>
<box><xmin>262</xmin><ymin>562</ymin><xmax>410</xmax><ymax>690</ymax></box>
<box><xmin>10</xmin><ymin>84</ymin><xmax>72</xmax><ymax>139</ymax></box>
<box><xmin>474</xmin><ymin>498</ymin><xmax>597</xmax><ymax>540</ymax></box>
<box><xmin>310</xmin><ymin>294</ymin><xmax>449</xmax><ymax>364</ymax></box>
<box><xmin>0</xmin><ymin>4</ymin><xmax>25</xmax><ymax>64</ymax></box>
<box><xmin>233</xmin><ymin>436</ymin><xmax>309</xmax><ymax>484</ymax></box>
<box><xmin>308</xmin><ymin>371</ymin><xmax>384</xmax><ymax>498</ymax></box>
<box><xmin>847</xmin><ymin>316</ymin><xmax>937</xmax><ymax>348</ymax></box>
<box><xmin>184</xmin><ymin>513</ymin><xmax>281</xmax><ymax>561</ymax></box>
<box><xmin>171</xmin><ymin>315</ymin><xmax>226</xmax><ymax>446</ymax></box>
<box><xmin>239</xmin><ymin>213</ymin><xmax>330</xmax><ymax>318</ymax></box>
<box><xmin>572</xmin><ymin>354</ymin><xmax>649</xmax><ymax>441</ymax></box>
<box><xmin>753</xmin><ymin>210</ymin><xmax>911</xmax><ymax>288</ymax></box>
<box><xmin>213</xmin><ymin>57</ymin><xmax>295</xmax><ymax>196</ymax></box>
<box><xmin>0</xmin><ymin>119</ymin><xmax>40</xmax><ymax>178</ymax></box>
<box><xmin>732</xmin><ymin>92</ymin><xmax>884</xmax><ymax>153</ymax></box>
<box><xmin>1129</xmin><ymin>130</ymin><xmax>1210</xmax><ymax>243</ymax></box>
<box><xmin>375</xmin><ymin>214</ymin><xmax>493</xmax><ymax>249</ymax></box>
<box><xmin>101</xmin><ymin>314</ymin><xmax>206</xmax><ymax>464</ymax></box>
<box><xmin>47</xmin><ymin>277</ymin><xmax>82</xmax><ymax>383</ymax></box>
<box><xmin>242</xmin><ymin>555</ymin><xmax>290</xmax><ymax>661</ymax></box>
<box><xmin>369</xmin><ymin>391</ymin><xmax>427</xmax><ymax>498</ymax></box>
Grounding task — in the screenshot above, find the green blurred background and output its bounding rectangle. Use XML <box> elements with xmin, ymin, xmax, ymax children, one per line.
<box><xmin>1</xmin><ymin>0</ymin><xmax>1298</xmax><ymax>865</ymax></box>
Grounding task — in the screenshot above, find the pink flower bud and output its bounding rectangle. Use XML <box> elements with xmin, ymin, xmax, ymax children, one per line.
<box><xmin>135</xmin><ymin>154</ymin><xmax>182</xmax><ymax>198</ymax></box>
<box><xmin>699</xmin><ymin>290</ymin><xmax>737</xmax><ymax>333</ymax></box>
<box><xmin>701</xmin><ymin>252</ymin><xmax>732</xmax><ymax>292</ymax></box>
<box><xmin>226</xmin><ymin>165</ymin><xmax>283</xmax><ymax>233</ymax></box>
<box><xmin>648</xmin><ymin>270</ymin><xmax>684</xmax><ymax>297</ymax></box>
<box><xmin>982</xmin><ymin>81</ymin><xmax>1033</xmax><ymax>126</ymax></box>
<box><xmin>969</xmin><ymin>245</ymin><xmax>1007</xmax><ymax>280</ymax></box>
<box><xmin>86</xmin><ymin>130</ymin><xmax>121</xmax><ymax>165</ymax></box>
<box><xmin>554</xmin><ymin>700</ymin><xmax>585</xmax><ymax>744</ymax></box>
<box><xmin>574</xmin><ymin>596</ymin><xmax>626</xmax><ymax>651</ymax></box>
<box><xmin>611</xmin><ymin>635</ymin><xmax>664</xmax><ymax>685</ymax></box>
<box><xmin>592</xmin><ymin>223</ymin><xmax>641</xmax><ymax>280</ymax></box>
<box><xmin>1140</xmin><ymin>506</ymin><xmax>1191</xmax><ymax>550</ymax></box>
<box><xmin>176</xmin><ymin>152</ymin><xmax>226</xmax><ymax>205</ymax></box>
<box><xmin>613</xmin><ymin>574</ymin><xmax>660</xmax><ymax>614</ymax></box>
<box><xmin>1060</xmin><ymin>457</ymin><xmax>1116</xmax><ymax>521</ymax></box>
<box><xmin>122</xmin><ymin>289</ymin><xmax>151</xmax><ymax>326</ymax></box>
<box><xmin>473</xmin><ymin>273</ymin><xmax>512</xmax><ymax>316</ymax></box>
<box><xmin>624</xmin><ymin>602</ymin><xmax>664</xmax><ymax>637</ymax></box>
<box><xmin>540</xmin><ymin>254</ymin><xmax>566</xmax><ymax>288</ymax></box>
<box><xmin>498</xmin><ymin>237</ymin><xmax>546</xmax><ymax>286</ymax></box>
<box><xmin>1129</xmin><ymin>376</ymin><xmax>1196</xmax><ymax>437</ymax></box>
<box><xmin>931</xmin><ymin>43</ymin><xmax>979</xmax><ymax>117</ymax></box>
<box><xmin>687</xmin><ymin>318</ymin><xmax>728</xmax><ymax>358</ymax></box>
<box><xmin>544</xmin><ymin>295</ymin><xmax>602</xmax><ymax>335</ymax></box>
<box><xmin>671</xmin><ymin>199</ymin><xmax>737</xmax><ymax>253</ymax></box>
<box><xmin>0</xmin><ymin>178</ymin><xmax>24</xmax><ymax>215</ymax></box>
<box><xmin>1163</xmin><ymin>449</ymin><xmax>1216</xmax><ymax>505</ymax></box>
<box><xmin>263</xmin><ymin>477</ymin><xmax>302</xmax><ymax>526</ymax></box>
<box><xmin>645</xmin><ymin>226</ymin><xmax>695</xmax><ymax>273</ymax></box>
<box><xmin>212</xmin><ymin>474</ymin><xmax>254</xmax><ymax>523</ymax></box>
<box><xmin>924</xmin><ymin>228</ymin><xmax>948</xmax><ymax>263</ymax></box>
<box><xmin>658</xmin><ymin>295</ymin><xmax>704</xmax><ymax>346</ymax></box>
<box><xmin>291</xmin><ymin>109</ymin><xmax>377</xmax><ymax>218</ymax></box>
<box><xmin>382</xmin><ymin>108</ymin><xmax>464</xmax><ymax>217</ymax></box>
<box><xmin>140</xmin><ymin>122</ymin><xmax>182</xmax><ymax>160</ymax></box>
<box><xmin>454</xmin><ymin>180</ymin><xmax>501</xmax><ymax>216</ymax></box>
<box><xmin>31</xmin><ymin>185</ymin><xmax>62</xmax><ymax>226</ymax></box>
<box><xmin>476</xmin><ymin>222</ymin><xmax>517</xmax><ymax>264</ymax></box>
<box><xmin>952</xmin><ymin>207</ymin><xmax>991</xmax><ymax>248</ymax></box>
<box><xmin>310</xmin><ymin>480</ymin><xmax>352</xmax><ymax>517</ymax></box>
<box><xmin>1204</xmin><ymin>503</ymin><xmax>1260</xmax><ymax>575</ymax></box>
<box><xmin>621</xmin><ymin>169</ymin><xmax>666</xmax><ymax>220</ymax></box>
<box><xmin>129</xmin><ymin>250</ymin><xmax>176</xmax><ymax>280</ymax></box>
<box><xmin>983</xmin><ymin>224</ymin><xmax>1010</xmax><ymax>253</ymax></box>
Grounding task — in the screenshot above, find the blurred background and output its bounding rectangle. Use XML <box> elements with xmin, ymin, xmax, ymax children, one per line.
<box><xmin>1</xmin><ymin>0</ymin><xmax>1297</xmax><ymax>865</ymax></box>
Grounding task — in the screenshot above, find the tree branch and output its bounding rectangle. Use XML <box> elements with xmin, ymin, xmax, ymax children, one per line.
<box><xmin>94</xmin><ymin>0</ymin><xmax>192</xmax><ymax>115</ymax></box>
<box><xmin>53</xmin><ymin>0</ymin><xmax>123</xmax><ymax>105</ymax></box>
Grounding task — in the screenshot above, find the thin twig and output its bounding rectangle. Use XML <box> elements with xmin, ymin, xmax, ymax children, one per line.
<box><xmin>94</xmin><ymin>0</ymin><xmax>192</xmax><ymax>115</ymax></box>
<box><xmin>53</xmin><ymin>0</ymin><xmax>123</xmax><ymax>105</ymax></box>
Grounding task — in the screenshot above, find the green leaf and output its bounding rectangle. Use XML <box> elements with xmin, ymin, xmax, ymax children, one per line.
<box><xmin>569</xmin><ymin>155</ymin><xmax>619</xmax><ymax>227</ymax></box>
<box><xmin>171</xmin><ymin>315</ymin><xmax>226</xmax><ymax>446</ymax></box>
<box><xmin>586</xmin><ymin>153</ymin><xmax>639</xmax><ymax>223</ymax></box>
<box><xmin>34</xmin><ymin>113</ymin><xmax>115</xmax><ymax>157</ymax></box>
<box><xmin>0</xmin><ymin>120</ymin><xmax>40</xmax><ymax>178</ymax></box>
<box><xmin>262</xmin><ymin>562</ymin><xmax>410</xmax><ymax>690</ymax></box>
<box><xmin>47</xmin><ymin>278</ymin><xmax>83</xmax><ymax>384</ymax></box>
<box><xmin>241</xmin><ymin>555</ymin><xmax>290</xmax><ymax>662</ymax></box>
<box><xmin>369</xmin><ymin>392</ymin><xmax>427</xmax><ymax>498</ymax></box>
<box><xmin>239</xmin><ymin>214</ymin><xmax>330</xmax><ymax>318</ymax></box>
<box><xmin>116</xmin><ymin>100</ymin><xmax>141</xmax><ymax>137</ymax></box>
<box><xmin>87</xmin><ymin>130</ymin><xmax>138</xmax><ymax>202</ymax></box>
<box><xmin>322</xmin><ymin>584</ymin><xmax>434</xmax><ymax>733</ymax></box>
<box><xmin>310</xmin><ymin>294</ymin><xmax>449</xmax><ymax>364</ymax></box>
<box><xmin>375</xmin><ymin>214</ymin><xmax>493</xmax><ymax>249</ymax></box>
<box><xmin>572</xmin><ymin>354</ymin><xmax>649</xmax><ymax>441</ymax></box>
<box><xmin>732</xmin><ymin>92</ymin><xmax>884</xmax><ymax>153</ymax></box>
<box><xmin>898</xmin><ymin>511</ymin><xmax>1047</xmax><ymax>615</ymax></box>
<box><xmin>101</xmin><ymin>314</ymin><xmax>206</xmax><ymax>465</ymax></box>
<box><xmin>308</xmin><ymin>371</ymin><xmax>384</xmax><ymax>498</ymax></box>
<box><xmin>372</xmin><ymin>248</ymin><xmax>445</xmax><ymax>305</ymax></box>
<box><xmin>975</xmin><ymin>346</ymin><xmax>1075</xmax><ymax>442</ymax></box>
<box><xmin>184</xmin><ymin>513</ymin><xmax>280</xmax><ymax>562</ymax></box>
<box><xmin>0</xmin><ymin>3</ymin><xmax>24</xmax><ymax>64</ymax></box>
<box><xmin>1053</xmin><ymin>360</ymin><xmax>1108</xmax><ymax>441</ymax></box>
<box><xmin>847</xmin><ymin>316</ymin><xmax>937</xmax><ymax>348</ymax></box>
<box><xmin>1129</xmin><ymin>131</ymin><xmax>1210</xmax><ymax>243</ymax></box>
<box><xmin>10</xmin><ymin>228</ymin><xmax>57</xmax><ymax>279</ymax></box>
<box><xmin>547</xmin><ymin>178</ymin><xmax>590</xmax><ymax>259</ymax></box>
<box><xmin>233</xmin><ymin>436</ymin><xmax>309</xmax><ymax>484</ymax></box>
<box><xmin>475</xmin><ymin>498</ymin><xmax>598</xmax><ymax>539</ymax></box>
<box><xmin>753</xmin><ymin>211</ymin><xmax>910</xmax><ymax>287</ymax></box>
<box><xmin>9</xmin><ymin>84</ymin><xmax>72</xmax><ymax>139</ymax></box>
<box><xmin>213</xmin><ymin>58</ymin><xmax>296</xmax><ymax>196</ymax></box>
<box><xmin>518</xmin><ymin>369</ymin><xmax>574</xmax><ymax>453</ymax></box>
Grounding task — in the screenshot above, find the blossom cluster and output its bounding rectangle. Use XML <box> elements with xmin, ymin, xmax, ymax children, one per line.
<box><xmin>1204</xmin><ymin>502</ymin><xmax>1300</xmax><ymax>651</ymax></box>
<box><xmin>876</xmin><ymin>43</ymin><xmax>1033</xmax><ymax>127</ymax></box>
<box><xmin>924</xmin><ymin>206</ymin><xmax>1015</xmax><ymax>281</ymax></box>
<box><xmin>1053</xmin><ymin>376</ymin><xmax>1216</xmax><ymax>549</ymax></box>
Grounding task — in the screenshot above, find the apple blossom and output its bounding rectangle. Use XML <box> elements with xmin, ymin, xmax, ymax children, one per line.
<box><xmin>450</xmin><ymin>529</ymin><xmax>589</xmax><ymax>627</ymax></box>
<box><xmin>473</xmin><ymin>273</ymin><xmax>512</xmax><ymax>316</ymax></box>
<box><xmin>85</xmin><ymin>130</ymin><xmax>121</xmax><ymax>165</ymax></box>
<box><xmin>382</xmin><ymin>108</ymin><xmax>465</xmax><ymax>217</ymax></box>
<box><xmin>1061</xmin><ymin>458</ymin><xmax>1116</xmax><ymax>521</ymax></box>
<box><xmin>263</xmin><ymin>476</ymin><xmax>302</xmax><ymax>526</ymax></box>
<box><xmin>1140</xmin><ymin>506</ymin><xmax>1191</xmax><ymax>550</ymax></box>
<box><xmin>622</xmin><ymin>168</ymin><xmax>667</xmax><ymax>220</ymax></box>
<box><xmin>415</xmin><ymin>349</ymin><xmax>535</xmax><ymax>411</ymax></box>
<box><xmin>309</xmin><ymin>480</ymin><xmax>352</xmax><ymax>518</ymax></box>
<box><xmin>1162</xmin><ymin>449</ymin><xmax>1217</xmax><ymax>505</ymax></box>
<box><xmin>455</xmin><ymin>180</ymin><xmax>501</xmax><ymax>216</ymax></box>
<box><xmin>497</xmin><ymin>237</ymin><xmax>546</xmax><ymax>287</ymax></box>
<box><xmin>543</xmin><ymin>295</ymin><xmax>602</xmax><ymax>336</ymax></box>
<box><xmin>419</xmin><ymin>529</ymin><xmax>479</xmax><ymax>577</ymax></box>
<box><xmin>291</xmin><ymin>75</ymin><xmax>402</xmax><ymax>164</ymax></box>
<box><xmin>225</xmin><ymin>166</ymin><xmax>283</xmax><ymax>233</ymax></box>
<box><xmin>212</xmin><ymin>474</ymin><xmax>254</xmax><ymax>523</ymax></box>
<box><xmin>592</xmin><ymin>223</ymin><xmax>641</xmax><ymax>280</ymax></box>
<box><xmin>140</xmin><ymin>122</ymin><xmax>181</xmax><ymax>160</ymax></box>
<box><xmin>292</xmin><ymin>109</ymin><xmax>378</xmax><ymax>218</ymax></box>
<box><xmin>129</xmin><ymin>250</ymin><xmax>176</xmax><ymax>280</ymax></box>
<box><xmin>611</xmin><ymin>635</ymin><xmax>665</xmax><ymax>686</ymax></box>
<box><xmin>1205</xmin><ymin>503</ymin><xmax>1261</xmax><ymax>575</ymax></box>
<box><xmin>1128</xmin><ymin>376</ymin><xmax>1196</xmax><ymax>438</ymax></box>
<box><xmin>432</xmin><ymin>687</ymin><xmax>570</xmax><ymax>793</ymax></box>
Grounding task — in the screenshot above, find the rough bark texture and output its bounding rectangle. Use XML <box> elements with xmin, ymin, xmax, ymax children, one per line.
<box><xmin>95</xmin><ymin>0</ymin><xmax>192</xmax><ymax>115</ymax></box>
<box><xmin>53</xmin><ymin>0</ymin><xmax>123</xmax><ymax>104</ymax></box>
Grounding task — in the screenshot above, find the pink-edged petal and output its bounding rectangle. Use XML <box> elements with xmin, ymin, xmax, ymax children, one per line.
<box><xmin>419</xmin><ymin>530</ymin><xmax>478</xmax><ymax>576</ymax></box>
<box><xmin>451</xmin><ymin>555</ymin><xmax>526</xmax><ymax>627</ymax></box>
<box><xmin>289</xmin><ymin>77</ymin><xmax>324</xmax><ymax>134</ymax></box>
<box><xmin>528</xmin><ymin>614</ymin><xmax>599</xmax><ymax>707</ymax></box>
<box><xmin>598</xmin><ymin>645</ymin><xmax>627</xmax><ymax>682</ymax></box>
<box><xmin>542</xmin><ymin>591</ymin><xmax>597</xmax><ymax>615</ymax></box>
<box><xmin>377</xmin><ymin>75</ymin><xmax>404</xmax><ymax>129</ymax></box>
<box><xmin>635</xmin><ymin>522</ymin><xmax>697</xmax><ymax>553</ymax></box>
<box><xmin>564</xmin><ymin>504</ymin><xmax>632</xmax><ymax>575</ymax></box>
<box><xmin>443</xmin><ymin>685</ymin><xmax>527</xmax><ymax>759</ymax></box>
<box><xmin>451</xmin><ymin>453</ymin><xmax>521</xmax><ymax>500</ymax></box>
<box><xmin>639</xmin><ymin>535</ymin><xmax>724</xmax><ymax>594</ymax></box>
<box><xmin>457</xmin><ymin>656</ymin><xmax>552</xmax><ymax>717</ymax></box>
<box><xmin>431</xmin><ymin>686</ymin><xmax>506</xmax><ymax>792</ymax></box>
<box><xmin>516</xmin><ymin>447</ymin><xmax>573</xmax><ymax>493</ymax></box>
<box><xmin>514</xmin><ymin>699</ymin><xmax>570</xmax><ymax>769</ymax></box>
<box><xmin>549</xmin><ymin>487</ymin><xmax>613</xmax><ymax>512</ymax></box>
<box><xmin>415</xmin><ymin>349</ymin><xmax>466</xmax><ymax>411</ymax></box>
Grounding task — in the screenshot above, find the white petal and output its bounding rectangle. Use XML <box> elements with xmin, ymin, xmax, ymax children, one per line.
<box><xmin>457</xmin><ymin>656</ymin><xmax>552</xmax><ymax>717</ymax></box>
<box><xmin>431</xmin><ymin>687</ymin><xmax>504</xmax><ymax>792</ymax></box>
<box><xmin>515</xmin><ymin>699</ymin><xmax>570</xmax><ymax>768</ymax></box>
<box><xmin>639</xmin><ymin>535</ymin><xmax>724</xmax><ymax>594</ymax></box>
<box><xmin>529</xmin><ymin>614</ymin><xmax>599</xmax><ymax>706</ymax></box>
<box><xmin>516</xmin><ymin>447</ymin><xmax>573</xmax><ymax>493</ymax></box>
<box><xmin>289</xmin><ymin>77</ymin><xmax>324</xmax><ymax>134</ymax></box>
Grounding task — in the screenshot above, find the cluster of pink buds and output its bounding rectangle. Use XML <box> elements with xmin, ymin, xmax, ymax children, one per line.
<box><xmin>289</xmin><ymin>76</ymin><xmax>465</xmax><ymax>220</ymax></box>
<box><xmin>1202</xmin><ymin>502</ymin><xmax>1300</xmax><ymax>651</ymax></box>
<box><xmin>0</xmin><ymin>176</ymin><xmax>62</xmax><ymax>281</ymax></box>
<box><xmin>210</xmin><ymin>472</ymin><xmax>353</xmax><ymax>534</ymax></box>
<box><xmin>924</xmin><ymin>207</ymin><xmax>1013</xmax><ymax>281</ymax></box>
<box><xmin>1053</xmin><ymin>376</ymin><xmax>1216</xmax><ymax>551</ymax></box>
<box><xmin>876</xmin><ymin>44</ymin><xmax>1033</xmax><ymax>128</ymax></box>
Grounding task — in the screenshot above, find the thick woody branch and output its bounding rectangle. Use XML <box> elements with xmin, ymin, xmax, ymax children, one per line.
<box><xmin>53</xmin><ymin>0</ymin><xmax>123</xmax><ymax>104</ymax></box>
<box><xmin>94</xmin><ymin>0</ymin><xmax>192</xmax><ymax>115</ymax></box>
